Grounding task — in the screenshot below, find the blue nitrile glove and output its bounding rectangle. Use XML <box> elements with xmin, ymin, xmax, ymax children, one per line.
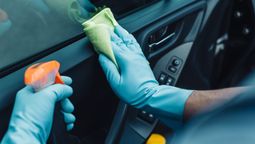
<box><xmin>99</xmin><ymin>26</ymin><xmax>193</xmax><ymax>129</ymax></box>
<box><xmin>1</xmin><ymin>76</ymin><xmax>75</xmax><ymax>144</ymax></box>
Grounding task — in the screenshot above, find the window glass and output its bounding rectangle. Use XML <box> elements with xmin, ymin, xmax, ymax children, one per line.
<box><xmin>0</xmin><ymin>0</ymin><xmax>95</xmax><ymax>71</ymax></box>
<box><xmin>0</xmin><ymin>0</ymin><xmax>158</xmax><ymax>71</ymax></box>
<box><xmin>91</xmin><ymin>0</ymin><xmax>159</xmax><ymax>17</ymax></box>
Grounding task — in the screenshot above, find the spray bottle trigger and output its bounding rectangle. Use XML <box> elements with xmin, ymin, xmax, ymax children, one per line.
<box><xmin>55</xmin><ymin>72</ymin><xmax>64</xmax><ymax>84</ymax></box>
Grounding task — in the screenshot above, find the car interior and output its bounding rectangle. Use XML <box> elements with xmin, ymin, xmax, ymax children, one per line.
<box><xmin>1</xmin><ymin>0</ymin><xmax>255</xmax><ymax>143</ymax></box>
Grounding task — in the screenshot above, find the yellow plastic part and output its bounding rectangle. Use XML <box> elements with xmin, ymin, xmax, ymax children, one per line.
<box><xmin>146</xmin><ymin>133</ymin><xmax>166</xmax><ymax>144</ymax></box>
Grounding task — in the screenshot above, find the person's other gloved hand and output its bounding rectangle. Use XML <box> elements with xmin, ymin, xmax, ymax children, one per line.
<box><xmin>1</xmin><ymin>76</ymin><xmax>75</xmax><ymax>144</ymax></box>
<box><xmin>99</xmin><ymin>26</ymin><xmax>193</xmax><ymax>128</ymax></box>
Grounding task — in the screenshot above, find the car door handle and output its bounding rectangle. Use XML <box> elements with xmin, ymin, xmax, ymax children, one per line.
<box><xmin>148</xmin><ymin>32</ymin><xmax>176</xmax><ymax>48</ymax></box>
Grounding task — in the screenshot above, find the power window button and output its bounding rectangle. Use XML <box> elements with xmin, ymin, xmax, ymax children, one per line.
<box><xmin>168</xmin><ymin>66</ymin><xmax>177</xmax><ymax>73</ymax></box>
<box><xmin>138</xmin><ymin>111</ymin><xmax>155</xmax><ymax>123</ymax></box>
<box><xmin>166</xmin><ymin>77</ymin><xmax>174</xmax><ymax>85</ymax></box>
<box><xmin>158</xmin><ymin>73</ymin><xmax>167</xmax><ymax>84</ymax></box>
<box><xmin>172</xmin><ymin>59</ymin><xmax>181</xmax><ymax>66</ymax></box>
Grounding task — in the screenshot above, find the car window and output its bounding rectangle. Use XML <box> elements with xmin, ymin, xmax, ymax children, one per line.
<box><xmin>92</xmin><ymin>0</ymin><xmax>159</xmax><ymax>17</ymax></box>
<box><xmin>0</xmin><ymin>0</ymin><xmax>95</xmax><ymax>71</ymax></box>
<box><xmin>0</xmin><ymin>0</ymin><xmax>159</xmax><ymax>72</ymax></box>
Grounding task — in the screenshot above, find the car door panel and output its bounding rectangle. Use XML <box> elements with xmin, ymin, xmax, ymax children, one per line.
<box><xmin>0</xmin><ymin>0</ymin><xmax>231</xmax><ymax>144</ymax></box>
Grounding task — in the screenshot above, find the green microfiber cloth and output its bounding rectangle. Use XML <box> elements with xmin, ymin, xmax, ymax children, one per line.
<box><xmin>82</xmin><ymin>8</ymin><xmax>118</xmax><ymax>68</ymax></box>
<box><xmin>45</xmin><ymin>0</ymin><xmax>91</xmax><ymax>23</ymax></box>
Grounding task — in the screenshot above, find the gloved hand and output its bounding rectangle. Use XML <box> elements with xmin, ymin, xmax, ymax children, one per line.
<box><xmin>99</xmin><ymin>26</ymin><xmax>193</xmax><ymax>128</ymax></box>
<box><xmin>1</xmin><ymin>76</ymin><xmax>75</xmax><ymax>144</ymax></box>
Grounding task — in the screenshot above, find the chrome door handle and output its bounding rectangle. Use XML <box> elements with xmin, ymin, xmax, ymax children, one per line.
<box><xmin>148</xmin><ymin>32</ymin><xmax>176</xmax><ymax>48</ymax></box>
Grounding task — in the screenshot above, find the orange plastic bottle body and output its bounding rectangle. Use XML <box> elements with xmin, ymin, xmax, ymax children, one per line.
<box><xmin>24</xmin><ymin>60</ymin><xmax>64</xmax><ymax>91</ymax></box>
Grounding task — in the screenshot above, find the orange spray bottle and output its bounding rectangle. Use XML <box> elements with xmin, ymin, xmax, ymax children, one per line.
<box><xmin>24</xmin><ymin>60</ymin><xmax>64</xmax><ymax>91</ymax></box>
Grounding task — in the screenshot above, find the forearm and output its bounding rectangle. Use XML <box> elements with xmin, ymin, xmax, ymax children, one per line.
<box><xmin>184</xmin><ymin>87</ymin><xmax>250</xmax><ymax>120</ymax></box>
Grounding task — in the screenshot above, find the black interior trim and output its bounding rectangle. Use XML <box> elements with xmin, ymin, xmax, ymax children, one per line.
<box><xmin>105</xmin><ymin>102</ymin><xmax>128</xmax><ymax>144</ymax></box>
